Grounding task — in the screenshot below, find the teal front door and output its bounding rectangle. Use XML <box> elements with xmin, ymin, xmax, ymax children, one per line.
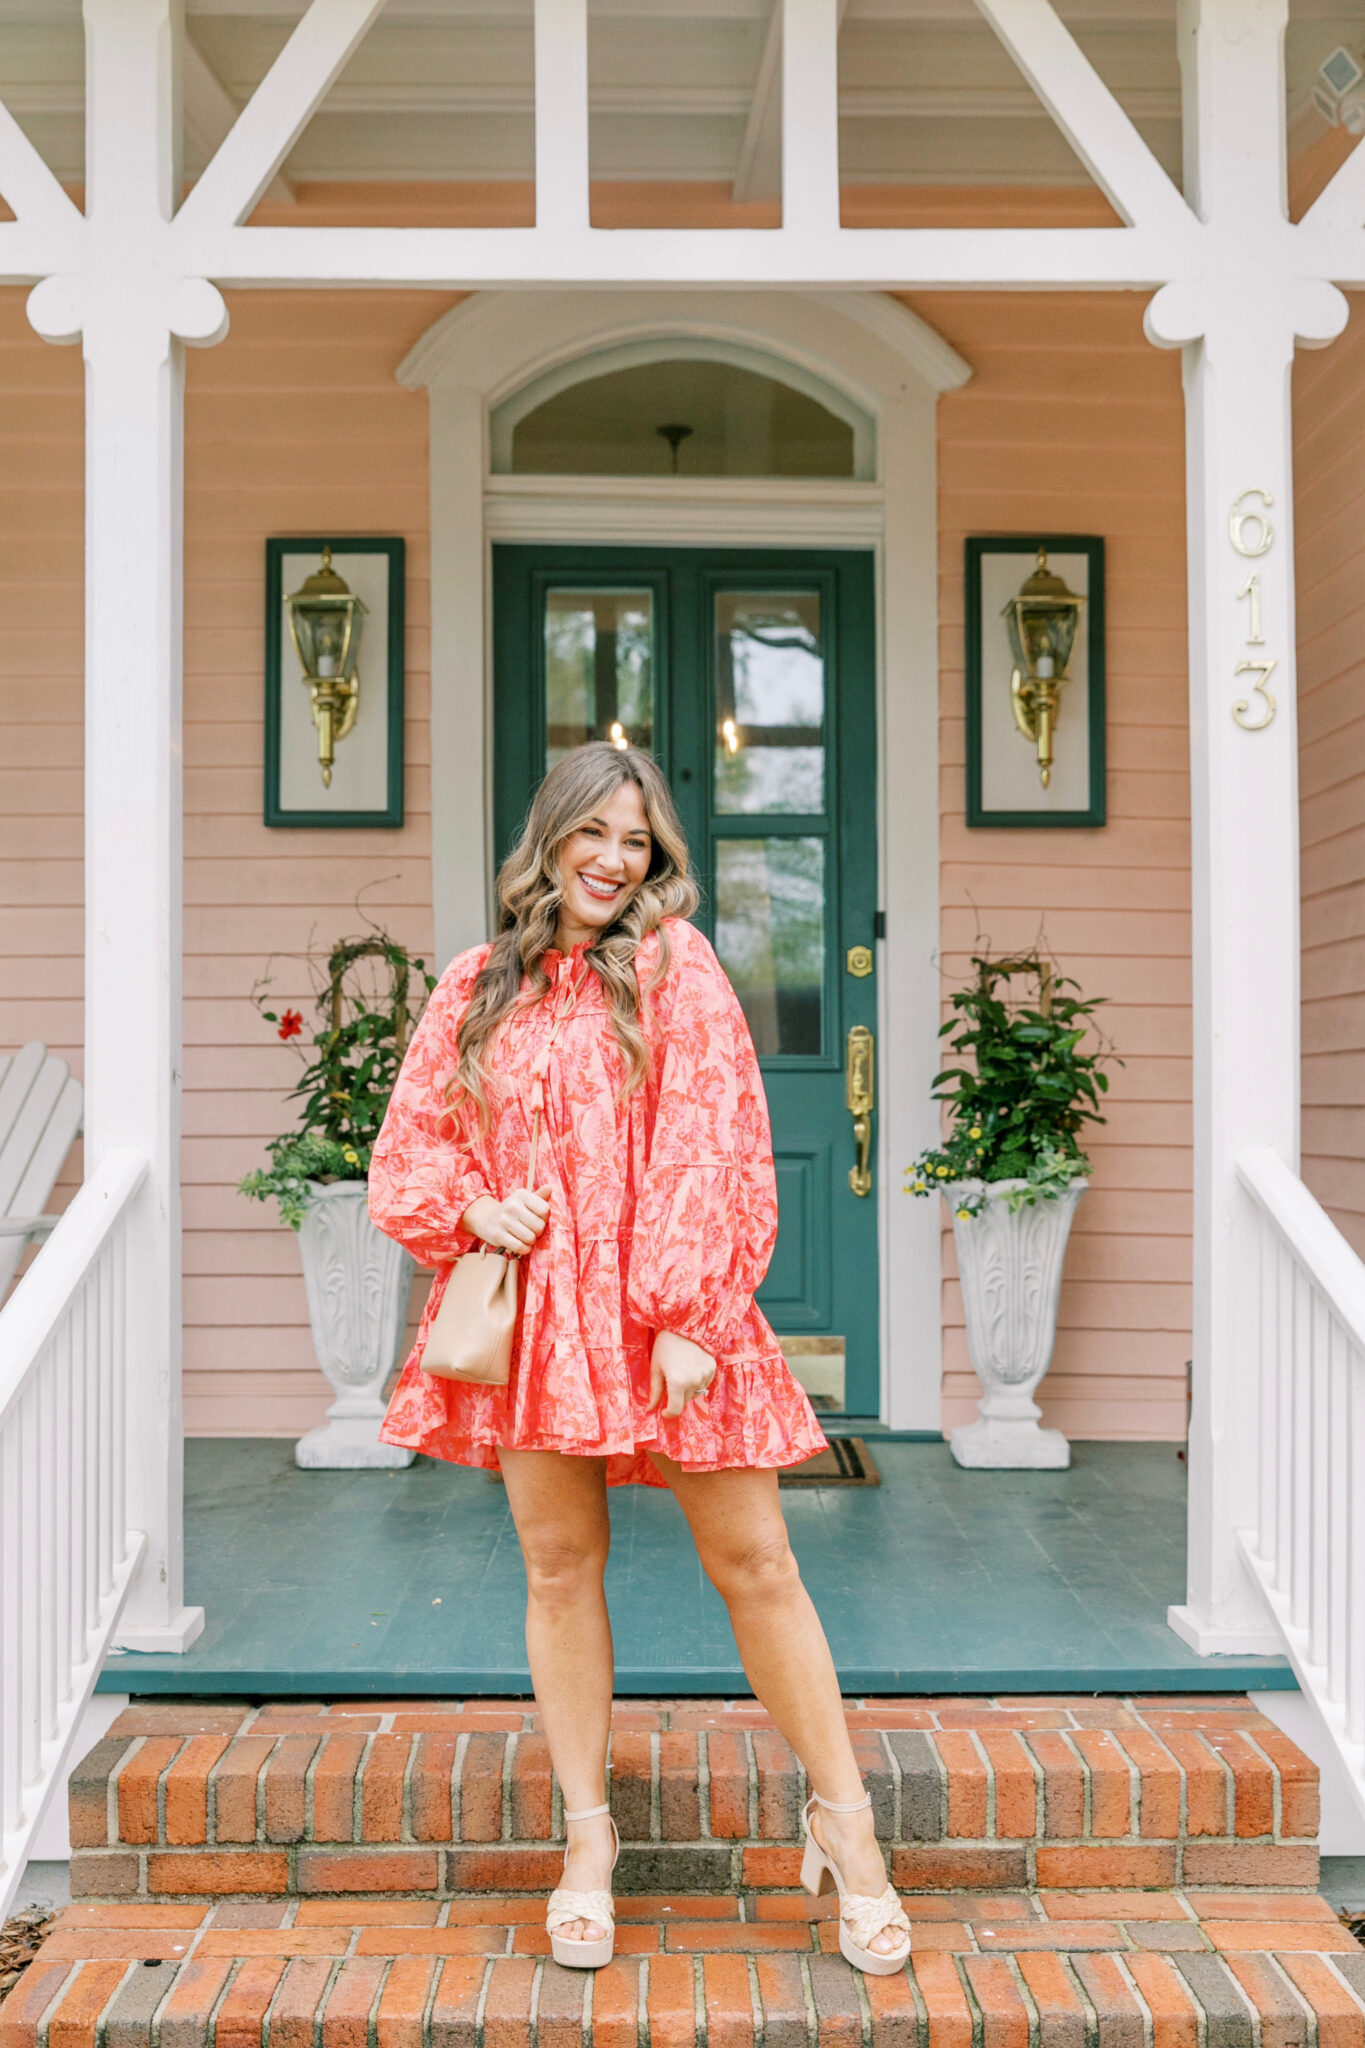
<box><xmin>493</xmin><ymin>545</ymin><xmax>879</xmax><ymax>1416</ymax></box>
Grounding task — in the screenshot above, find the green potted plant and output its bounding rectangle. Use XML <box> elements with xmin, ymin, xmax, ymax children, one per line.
<box><xmin>240</xmin><ymin>930</ymin><xmax>435</xmax><ymax>1470</ymax></box>
<box><xmin>907</xmin><ymin>951</ymin><xmax>1113</xmax><ymax>1469</ymax></box>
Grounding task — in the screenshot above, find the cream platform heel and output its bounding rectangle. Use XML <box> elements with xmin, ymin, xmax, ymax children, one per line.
<box><xmin>800</xmin><ymin>1791</ymin><xmax>911</xmax><ymax>1976</ymax></box>
<box><xmin>546</xmin><ymin>1803</ymin><xmax>620</xmax><ymax>1969</ymax></box>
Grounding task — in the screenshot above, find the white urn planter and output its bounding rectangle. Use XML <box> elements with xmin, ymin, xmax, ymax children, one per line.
<box><xmin>946</xmin><ymin>1177</ymin><xmax>1086</xmax><ymax>1470</ymax></box>
<box><xmin>294</xmin><ymin>1180</ymin><xmax>415</xmax><ymax>1470</ymax></box>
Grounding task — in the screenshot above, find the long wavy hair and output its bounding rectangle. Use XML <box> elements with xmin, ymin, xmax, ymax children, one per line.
<box><xmin>453</xmin><ymin>743</ymin><xmax>699</xmax><ymax>1117</ymax></box>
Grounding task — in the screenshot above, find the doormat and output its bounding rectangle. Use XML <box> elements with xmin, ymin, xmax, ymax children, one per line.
<box><xmin>779</xmin><ymin>1438</ymin><xmax>880</xmax><ymax>1487</ymax></box>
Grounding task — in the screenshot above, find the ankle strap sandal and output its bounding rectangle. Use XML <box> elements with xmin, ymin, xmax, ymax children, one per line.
<box><xmin>546</xmin><ymin>1803</ymin><xmax>620</xmax><ymax>1970</ymax></box>
<box><xmin>801</xmin><ymin>1791</ymin><xmax>911</xmax><ymax>1976</ymax></box>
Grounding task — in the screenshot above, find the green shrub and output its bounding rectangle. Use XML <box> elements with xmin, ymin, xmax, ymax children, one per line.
<box><xmin>906</xmin><ymin>952</ymin><xmax>1114</xmax><ymax>1218</ymax></box>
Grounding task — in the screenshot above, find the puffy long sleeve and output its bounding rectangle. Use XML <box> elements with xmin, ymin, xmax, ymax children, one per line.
<box><xmin>368</xmin><ymin>945</ymin><xmax>494</xmax><ymax>1269</ymax></box>
<box><xmin>627</xmin><ymin>923</ymin><xmax>779</xmax><ymax>1357</ymax></box>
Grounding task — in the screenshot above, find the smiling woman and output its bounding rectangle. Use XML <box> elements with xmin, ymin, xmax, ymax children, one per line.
<box><xmin>366</xmin><ymin>739</ymin><xmax>913</xmax><ymax>1977</ymax></box>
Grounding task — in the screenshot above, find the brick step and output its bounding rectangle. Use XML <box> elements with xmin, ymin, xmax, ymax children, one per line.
<box><xmin>6</xmin><ymin>1894</ymin><xmax>1363</xmax><ymax>2048</ymax></box>
<box><xmin>68</xmin><ymin>1696</ymin><xmax>1319</xmax><ymax>1906</ymax></box>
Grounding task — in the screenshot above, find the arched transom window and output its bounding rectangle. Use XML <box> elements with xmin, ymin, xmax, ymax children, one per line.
<box><xmin>490</xmin><ymin>340</ymin><xmax>876</xmax><ymax>481</ymax></box>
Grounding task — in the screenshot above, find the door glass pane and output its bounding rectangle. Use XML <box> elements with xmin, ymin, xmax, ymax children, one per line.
<box><xmin>713</xmin><ymin>836</ymin><xmax>824</xmax><ymax>1056</ymax></box>
<box><xmin>777</xmin><ymin>1338</ymin><xmax>846</xmax><ymax>1412</ymax></box>
<box><xmin>544</xmin><ymin>588</ymin><xmax>654</xmax><ymax>769</ymax></box>
<box><xmin>715</xmin><ymin>592</ymin><xmax>824</xmax><ymax>814</ymax></box>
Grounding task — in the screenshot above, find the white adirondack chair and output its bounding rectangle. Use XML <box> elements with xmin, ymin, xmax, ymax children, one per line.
<box><xmin>0</xmin><ymin>1042</ymin><xmax>84</xmax><ymax>1298</ymax></box>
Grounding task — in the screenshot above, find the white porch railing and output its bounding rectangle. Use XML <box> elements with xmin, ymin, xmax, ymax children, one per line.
<box><xmin>0</xmin><ymin>1149</ymin><xmax>148</xmax><ymax>1917</ymax></box>
<box><xmin>1237</xmin><ymin>1147</ymin><xmax>1365</xmax><ymax>1824</ymax></box>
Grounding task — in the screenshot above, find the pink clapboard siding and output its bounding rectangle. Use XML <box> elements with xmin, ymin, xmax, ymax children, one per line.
<box><xmin>911</xmin><ymin>289</ymin><xmax>1192</xmax><ymax>1442</ymax></box>
<box><xmin>1295</xmin><ymin>292</ymin><xmax>1365</xmax><ymax>1259</ymax></box>
<box><xmin>0</xmin><ymin>186</ymin><xmax>1202</xmax><ymax>1440</ymax></box>
<box><xmin>181</xmin><ymin>288</ymin><xmax>451</xmax><ymax>1436</ymax></box>
<box><xmin>0</xmin><ymin>297</ymin><xmax>84</xmax><ymax>1232</ymax></box>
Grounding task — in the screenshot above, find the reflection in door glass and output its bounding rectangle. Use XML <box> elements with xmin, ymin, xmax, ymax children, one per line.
<box><xmin>715</xmin><ymin>593</ymin><xmax>824</xmax><ymax>814</ymax></box>
<box><xmin>714</xmin><ymin>837</ymin><xmax>824</xmax><ymax>1056</ymax></box>
<box><xmin>778</xmin><ymin>1337</ymin><xmax>846</xmax><ymax>1411</ymax></box>
<box><xmin>544</xmin><ymin>589</ymin><xmax>654</xmax><ymax>769</ymax></box>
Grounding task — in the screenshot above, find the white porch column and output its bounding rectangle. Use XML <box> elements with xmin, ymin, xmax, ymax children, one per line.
<box><xmin>1150</xmin><ymin>0</ymin><xmax>1346</xmax><ymax>1652</ymax></box>
<box><xmin>27</xmin><ymin>0</ymin><xmax>226</xmax><ymax>1650</ymax></box>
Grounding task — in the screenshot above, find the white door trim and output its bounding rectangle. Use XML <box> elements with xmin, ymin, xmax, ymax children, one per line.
<box><xmin>398</xmin><ymin>288</ymin><xmax>969</xmax><ymax>1429</ymax></box>
<box><xmin>484</xmin><ymin>476</ymin><xmax>886</xmax><ymax>549</ymax></box>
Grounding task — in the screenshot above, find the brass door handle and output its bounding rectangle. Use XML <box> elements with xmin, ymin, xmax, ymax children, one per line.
<box><xmin>846</xmin><ymin>1024</ymin><xmax>874</xmax><ymax>1197</ymax></box>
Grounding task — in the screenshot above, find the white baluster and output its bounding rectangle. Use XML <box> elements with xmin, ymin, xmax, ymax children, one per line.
<box><xmin>38</xmin><ymin>1348</ymin><xmax>55</xmax><ymax>1751</ymax></box>
<box><xmin>55</xmin><ymin>1313</ymin><xmax>71</xmax><ymax>1708</ymax></box>
<box><xmin>1349</xmin><ymin>1346</ymin><xmax>1365</xmax><ymax>1747</ymax></box>
<box><xmin>1</xmin><ymin>1403</ymin><xmax>18</xmax><ymax>1835</ymax></box>
<box><xmin>1275</xmin><ymin>1237</ymin><xmax>1293</xmax><ymax>1592</ymax></box>
<box><xmin>18</xmin><ymin>1381</ymin><xmax>38</xmax><ymax>1798</ymax></box>
<box><xmin>1291</xmin><ymin>1260</ymin><xmax>1312</xmax><ymax>1629</ymax></box>
<box><xmin>77</xmin><ymin>1281</ymin><xmax>93</xmax><ymax>1637</ymax></box>
<box><xmin>1327</xmin><ymin>1314</ymin><xmax>1350</xmax><ymax>1704</ymax></box>
<box><xmin>114</xmin><ymin>1227</ymin><xmax>129</xmax><ymax>1556</ymax></box>
<box><xmin>1256</xmin><ymin>1214</ymin><xmax>1276</xmax><ymax>1577</ymax></box>
<box><xmin>1309</xmin><ymin>1290</ymin><xmax>1330</xmax><ymax>1668</ymax></box>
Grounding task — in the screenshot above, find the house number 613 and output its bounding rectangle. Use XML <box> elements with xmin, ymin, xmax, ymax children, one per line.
<box><xmin>1229</xmin><ymin>488</ymin><xmax>1278</xmax><ymax>731</ymax></box>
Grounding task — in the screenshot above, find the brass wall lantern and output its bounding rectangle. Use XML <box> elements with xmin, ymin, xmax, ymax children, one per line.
<box><xmin>284</xmin><ymin>545</ymin><xmax>368</xmax><ymax>787</ymax></box>
<box><xmin>1002</xmin><ymin>547</ymin><xmax>1085</xmax><ymax>788</ymax></box>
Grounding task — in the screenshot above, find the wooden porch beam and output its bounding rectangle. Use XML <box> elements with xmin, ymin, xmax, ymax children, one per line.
<box><xmin>734</xmin><ymin>0</ymin><xmax>852</xmax><ymax>210</ymax></box>
<box><xmin>535</xmin><ymin>0</ymin><xmax>589</xmax><ymax>236</ymax></box>
<box><xmin>782</xmin><ymin>0</ymin><xmax>840</xmax><ymax>237</ymax></box>
<box><xmin>972</xmin><ymin>0</ymin><xmax>1193</xmax><ymax>235</ymax></box>
<box><xmin>175</xmin><ymin>0</ymin><xmax>383</xmax><ymax>234</ymax></box>
<box><xmin>733</xmin><ymin>0</ymin><xmax>783</xmax><ymax>206</ymax></box>
<box><xmin>168</xmin><ymin>221</ymin><xmax>1202</xmax><ymax>291</ymax></box>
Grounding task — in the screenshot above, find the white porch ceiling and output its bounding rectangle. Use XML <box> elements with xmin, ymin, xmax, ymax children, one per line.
<box><xmin>0</xmin><ymin>0</ymin><xmax>1357</xmax><ymax>192</ymax></box>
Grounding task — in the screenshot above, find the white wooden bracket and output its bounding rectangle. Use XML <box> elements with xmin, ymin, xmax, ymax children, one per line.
<box><xmin>973</xmin><ymin>0</ymin><xmax>1194</xmax><ymax>238</ymax></box>
<box><xmin>182</xmin><ymin>35</ymin><xmax>295</xmax><ymax>208</ymax></box>
<box><xmin>0</xmin><ymin>100</ymin><xmax>82</xmax><ymax>247</ymax></box>
<box><xmin>175</xmin><ymin>0</ymin><xmax>384</xmax><ymax>236</ymax></box>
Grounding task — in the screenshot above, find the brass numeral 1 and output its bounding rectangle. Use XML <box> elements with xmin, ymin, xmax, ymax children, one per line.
<box><xmin>1237</xmin><ymin>572</ymin><xmax>1264</xmax><ymax>644</ymax></box>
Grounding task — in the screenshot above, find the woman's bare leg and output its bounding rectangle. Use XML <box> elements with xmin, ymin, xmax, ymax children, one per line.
<box><xmin>652</xmin><ymin>1454</ymin><xmax>902</xmax><ymax>1953</ymax></box>
<box><xmin>497</xmin><ymin>1447</ymin><xmax>616</xmax><ymax>1941</ymax></box>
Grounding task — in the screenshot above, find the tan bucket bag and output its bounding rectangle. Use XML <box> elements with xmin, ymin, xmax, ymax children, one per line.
<box><xmin>420</xmin><ymin>1113</ymin><xmax>542</xmax><ymax>1387</ymax></box>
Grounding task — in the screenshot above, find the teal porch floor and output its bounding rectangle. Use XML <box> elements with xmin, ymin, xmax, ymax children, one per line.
<box><xmin>100</xmin><ymin>1438</ymin><xmax>1292</xmax><ymax>1697</ymax></box>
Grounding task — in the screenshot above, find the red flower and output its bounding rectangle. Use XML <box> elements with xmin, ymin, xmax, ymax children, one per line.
<box><xmin>278</xmin><ymin>1009</ymin><xmax>304</xmax><ymax>1041</ymax></box>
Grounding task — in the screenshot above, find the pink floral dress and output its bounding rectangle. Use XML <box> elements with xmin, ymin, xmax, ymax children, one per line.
<box><xmin>371</xmin><ymin>917</ymin><xmax>827</xmax><ymax>1487</ymax></box>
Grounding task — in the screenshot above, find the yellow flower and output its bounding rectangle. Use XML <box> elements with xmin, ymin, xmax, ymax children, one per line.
<box><xmin>935</xmin><ymin>1164</ymin><xmax>950</xmax><ymax>1177</ymax></box>
<box><xmin>343</xmin><ymin>1148</ymin><xmax>360</xmax><ymax>1166</ymax></box>
<box><xmin>913</xmin><ymin>1180</ymin><xmax>927</xmax><ymax>1193</ymax></box>
<box><xmin>956</xmin><ymin>1207</ymin><xmax>972</xmax><ymax>1221</ymax></box>
<box><xmin>968</xmin><ymin>1126</ymin><xmax>982</xmax><ymax>1139</ymax></box>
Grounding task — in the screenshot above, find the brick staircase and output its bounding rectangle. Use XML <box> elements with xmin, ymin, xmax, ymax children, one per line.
<box><xmin>4</xmin><ymin>1695</ymin><xmax>1360</xmax><ymax>2048</ymax></box>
